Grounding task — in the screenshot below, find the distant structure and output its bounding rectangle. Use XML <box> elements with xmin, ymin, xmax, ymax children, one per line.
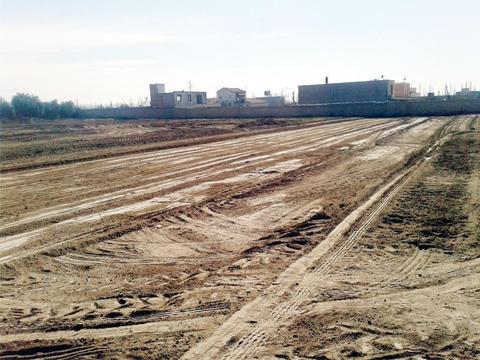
<box><xmin>298</xmin><ymin>79</ymin><xmax>394</xmax><ymax>104</ymax></box>
<box><xmin>249</xmin><ymin>96</ymin><xmax>285</xmax><ymax>107</ymax></box>
<box><xmin>409</xmin><ymin>87</ymin><xmax>420</xmax><ymax>98</ymax></box>
<box><xmin>456</xmin><ymin>88</ymin><xmax>480</xmax><ymax>98</ymax></box>
<box><xmin>150</xmin><ymin>83</ymin><xmax>165</xmax><ymax>95</ymax></box>
<box><xmin>217</xmin><ymin>88</ymin><xmax>246</xmax><ymax>106</ymax></box>
<box><xmin>392</xmin><ymin>82</ymin><xmax>411</xmax><ymax>98</ymax></box>
<box><xmin>207</xmin><ymin>97</ymin><xmax>218</xmax><ymax>105</ymax></box>
<box><xmin>150</xmin><ymin>83</ymin><xmax>207</xmax><ymax>108</ymax></box>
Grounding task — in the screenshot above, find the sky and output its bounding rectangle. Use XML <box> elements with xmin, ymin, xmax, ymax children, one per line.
<box><xmin>1</xmin><ymin>0</ymin><xmax>479</xmax><ymax>106</ymax></box>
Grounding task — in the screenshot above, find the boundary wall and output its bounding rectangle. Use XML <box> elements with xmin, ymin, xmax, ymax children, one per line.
<box><xmin>79</xmin><ymin>99</ymin><xmax>480</xmax><ymax>120</ymax></box>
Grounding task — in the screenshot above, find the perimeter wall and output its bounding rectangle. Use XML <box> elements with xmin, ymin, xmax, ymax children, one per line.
<box><xmin>79</xmin><ymin>99</ymin><xmax>480</xmax><ymax>120</ymax></box>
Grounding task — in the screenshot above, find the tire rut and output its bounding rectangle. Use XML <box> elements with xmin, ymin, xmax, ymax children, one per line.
<box><xmin>183</xmin><ymin>152</ymin><xmax>424</xmax><ymax>360</ymax></box>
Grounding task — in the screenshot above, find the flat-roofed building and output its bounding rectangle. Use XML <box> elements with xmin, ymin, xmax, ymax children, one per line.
<box><xmin>150</xmin><ymin>84</ymin><xmax>207</xmax><ymax>108</ymax></box>
<box><xmin>298</xmin><ymin>80</ymin><xmax>394</xmax><ymax>104</ymax></box>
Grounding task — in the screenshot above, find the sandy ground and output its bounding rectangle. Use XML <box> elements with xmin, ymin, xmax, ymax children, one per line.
<box><xmin>0</xmin><ymin>115</ymin><xmax>479</xmax><ymax>359</ymax></box>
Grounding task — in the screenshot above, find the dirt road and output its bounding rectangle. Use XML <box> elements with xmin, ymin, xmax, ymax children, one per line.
<box><xmin>1</xmin><ymin>115</ymin><xmax>478</xmax><ymax>359</ymax></box>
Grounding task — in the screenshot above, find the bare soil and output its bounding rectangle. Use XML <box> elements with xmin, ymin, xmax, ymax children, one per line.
<box><xmin>0</xmin><ymin>117</ymin><xmax>333</xmax><ymax>172</ymax></box>
<box><xmin>0</xmin><ymin>115</ymin><xmax>478</xmax><ymax>359</ymax></box>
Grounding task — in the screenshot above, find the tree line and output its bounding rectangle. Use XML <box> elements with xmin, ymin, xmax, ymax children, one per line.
<box><xmin>0</xmin><ymin>93</ymin><xmax>81</xmax><ymax>120</ymax></box>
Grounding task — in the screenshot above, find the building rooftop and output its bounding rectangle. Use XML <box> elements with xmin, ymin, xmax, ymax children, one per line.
<box><xmin>219</xmin><ymin>87</ymin><xmax>246</xmax><ymax>93</ymax></box>
<box><xmin>171</xmin><ymin>90</ymin><xmax>206</xmax><ymax>94</ymax></box>
<box><xmin>300</xmin><ymin>79</ymin><xmax>394</xmax><ymax>87</ymax></box>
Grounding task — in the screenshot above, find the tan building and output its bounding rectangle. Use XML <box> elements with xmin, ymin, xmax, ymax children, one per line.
<box><xmin>392</xmin><ymin>82</ymin><xmax>411</xmax><ymax>99</ymax></box>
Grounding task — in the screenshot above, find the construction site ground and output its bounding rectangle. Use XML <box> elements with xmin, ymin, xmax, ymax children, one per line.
<box><xmin>0</xmin><ymin>115</ymin><xmax>479</xmax><ymax>359</ymax></box>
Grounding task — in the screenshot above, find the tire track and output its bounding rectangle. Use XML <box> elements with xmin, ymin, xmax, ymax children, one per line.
<box><xmin>1</xmin><ymin>119</ymin><xmax>413</xmax><ymax>264</ymax></box>
<box><xmin>198</xmin><ymin>120</ymin><xmax>455</xmax><ymax>360</ymax></box>
<box><xmin>218</xmin><ymin>166</ymin><xmax>412</xmax><ymax>360</ymax></box>
<box><xmin>183</xmin><ymin>151</ymin><xmax>423</xmax><ymax>359</ymax></box>
<box><xmin>1</xmin><ymin>120</ymin><xmax>392</xmax><ymax>232</ymax></box>
<box><xmin>387</xmin><ymin>249</ymin><xmax>431</xmax><ymax>283</ymax></box>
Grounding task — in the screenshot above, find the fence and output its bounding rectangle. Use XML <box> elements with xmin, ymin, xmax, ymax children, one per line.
<box><xmin>78</xmin><ymin>99</ymin><xmax>480</xmax><ymax>120</ymax></box>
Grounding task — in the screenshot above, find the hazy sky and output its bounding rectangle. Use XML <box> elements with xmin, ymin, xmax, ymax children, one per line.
<box><xmin>1</xmin><ymin>0</ymin><xmax>478</xmax><ymax>105</ymax></box>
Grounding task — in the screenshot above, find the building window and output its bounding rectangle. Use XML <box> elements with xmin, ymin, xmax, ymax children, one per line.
<box><xmin>197</xmin><ymin>95</ymin><xmax>203</xmax><ymax>104</ymax></box>
<box><xmin>188</xmin><ymin>94</ymin><xmax>192</xmax><ymax>102</ymax></box>
<box><xmin>176</xmin><ymin>94</ymin><xmax>182</xmax><ymax>102</ymax></box>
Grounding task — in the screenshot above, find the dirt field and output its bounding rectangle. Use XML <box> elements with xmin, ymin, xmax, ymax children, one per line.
<box><xmin>0</xmin><ymin>115</ymin><xmax>479</xmax><ymax>359</ymax></box>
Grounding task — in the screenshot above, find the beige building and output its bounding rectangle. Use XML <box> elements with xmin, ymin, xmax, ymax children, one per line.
<box><xmin>392</xmin><ymin>82</ymin><xmax>411</xmax><ymax>98</ymax></box>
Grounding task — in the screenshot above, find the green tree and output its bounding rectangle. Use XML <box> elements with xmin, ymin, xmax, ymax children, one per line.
<box><xmin>11</xmin><ymin>93</ymin><xmax>42</xmax><ymax>118</ymax></box>
<box><xmin>42</xmin><ymin>100</ymin><xmax>59</xmax><ymax>119</ymax></box>
<box><xmin>7</xmin><ymin>93</ymin><xmax>80</xmax><ymax>120</ymax></box>
<box><xmin>0</xmin><ymin>98</ymin><xmax>15</xmax><ymax>119</ymax></box>
<box><xmin>58</xmin><ymin>101</ymin><xmax>78</xmax><ymax>118</ymax></box>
